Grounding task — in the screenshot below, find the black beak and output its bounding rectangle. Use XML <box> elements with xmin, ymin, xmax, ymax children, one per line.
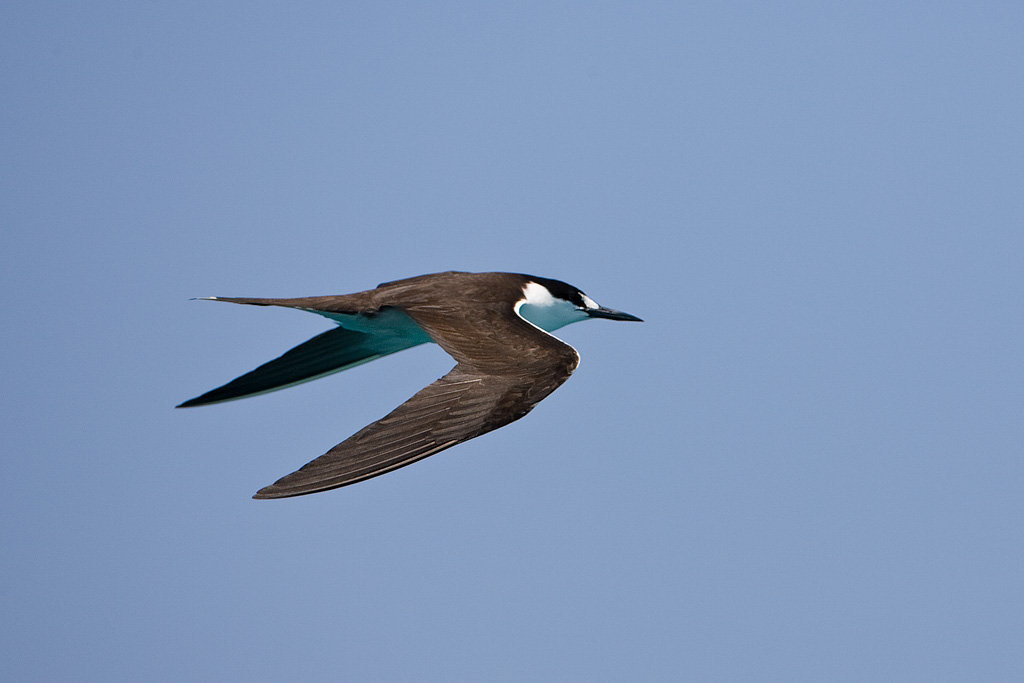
<box><xmin>588</xmin><ymin>307</ymin><xmax>643</xmax><ymax>322</ymax></box>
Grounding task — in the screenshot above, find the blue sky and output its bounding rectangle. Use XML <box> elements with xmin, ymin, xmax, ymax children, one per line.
<box><xmin>3</xmin><ymin>2</ymin><xmax>1022</xmax><ymax>681</ymax></box>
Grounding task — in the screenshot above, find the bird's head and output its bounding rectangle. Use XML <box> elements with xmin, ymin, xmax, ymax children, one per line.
<box><xmin>514</xmin><ymin>276</ymin><xmax>643</xmax><ymax>333</ymax></box>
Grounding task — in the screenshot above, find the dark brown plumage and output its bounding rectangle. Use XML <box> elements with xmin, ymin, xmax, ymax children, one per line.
<box><xmin>178</xmin><ymin>271</ymin><xmax>640</xmax><ymax>498</ymax></box>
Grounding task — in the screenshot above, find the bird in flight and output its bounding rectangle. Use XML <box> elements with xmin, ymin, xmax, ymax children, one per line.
<box><xmin>178</xmin><ymin>271</ymin><xmax>642</xmax><ymax>498</ymax></box>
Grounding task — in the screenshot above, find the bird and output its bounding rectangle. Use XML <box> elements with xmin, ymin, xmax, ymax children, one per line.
<box><xmin>178</xmin><ymin>271</ymin><xmax>642</xmax><ymax>499</ymax></box>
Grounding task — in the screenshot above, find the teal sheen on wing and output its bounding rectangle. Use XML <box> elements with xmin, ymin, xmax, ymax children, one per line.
<box><xmin>178</xmin><ymin>271</ymin><xmax>641</xmax><ymax>498</ymax></box>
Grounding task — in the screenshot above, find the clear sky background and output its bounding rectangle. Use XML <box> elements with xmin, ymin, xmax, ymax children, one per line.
<box><xmin>3</xmin><ymin>2</ymin><xmax>1022</xmax><ymax>681</ymax></box>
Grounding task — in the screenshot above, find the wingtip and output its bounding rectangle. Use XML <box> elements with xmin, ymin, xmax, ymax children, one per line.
<box><xmin>189</xmin><ymin>296</ymin><xmax>219</xmax><ymax>301</ymax></box>
<box><xmin>252</xmin><ymin>486</ymin><xmax>288</xmax><ymax>500</ymax></box>
<box><xmin>175</xmin><ymin>396</ymin><xmax>206</xmax><ymax>408</ymax></box>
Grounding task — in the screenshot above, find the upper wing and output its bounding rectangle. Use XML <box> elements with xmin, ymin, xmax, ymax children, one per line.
<box><xmin>253</xmin><ymin>367</ymin><xmax>532</xmax><ymax>498</ymax></box>
<box><xmin>177</xmin><ymin>295</ymin><xmax>428</xmax><ymax>407</ymax></box>
<box><xmin>177</xmin><ymin>326</ymin><xmax>414</xmax><ymax>407</ymax></box>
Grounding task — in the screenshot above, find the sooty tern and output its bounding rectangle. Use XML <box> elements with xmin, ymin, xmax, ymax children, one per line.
<box><xmin>178</xmin><ymin>271</ymin><xmax>642</xmax><ymax>499</ymax></box>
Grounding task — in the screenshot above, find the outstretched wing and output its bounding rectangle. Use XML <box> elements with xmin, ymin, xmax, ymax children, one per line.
<box><xmin>177</xmin><ymin>295</ymin><xmax>428</xmax><ymax>407</ymax></box>
<box><xmin>177</xmin><ymin>326</ymin><xmax>412</xmax><ymax>407</ymax></box>
<box><xmin>252</xmin><ymin>295</ymin><xmax>584</xmax><ymax>499</ymax></box>
<box><xmin>253</xmin><ymin>368</ymin><xmax>529</xmax><ymax>498</ymax></box>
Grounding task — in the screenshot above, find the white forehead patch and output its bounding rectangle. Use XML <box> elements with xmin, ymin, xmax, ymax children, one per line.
<box><xmin>580</xmin><ymin>294</ymin><xmax>599</xmax><ymax>310</ymax></box>
<box><xmin>516</xmin><ymin>281</ymin><xmax>590</xmax><ymax>333</ymax></box>
<box><xmin>521</xmin><ymin>281</ymin><xmax>557</xmax><ymax>307</ymax></box>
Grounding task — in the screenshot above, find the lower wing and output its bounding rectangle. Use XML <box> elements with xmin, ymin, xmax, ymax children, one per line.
<box><xmin>253</xmin><ymin>368</ymin><xmax>527</xmax><ymax>498</ymax></box>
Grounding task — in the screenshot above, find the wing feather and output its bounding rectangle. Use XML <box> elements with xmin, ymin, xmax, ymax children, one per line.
<box><xmin>177</xmin><ymin>296</ymin><xmax>427</xmax><ymax>407</ymax></box>
<box><xmin>177</xmin><ymin>325</ymin><xmax>430</xmax><ymax>407</ymax></box>
<box><xmin>253</xmin><ymin>370</ymin><xmax>520</xmax><ymax>498</ymax></box>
